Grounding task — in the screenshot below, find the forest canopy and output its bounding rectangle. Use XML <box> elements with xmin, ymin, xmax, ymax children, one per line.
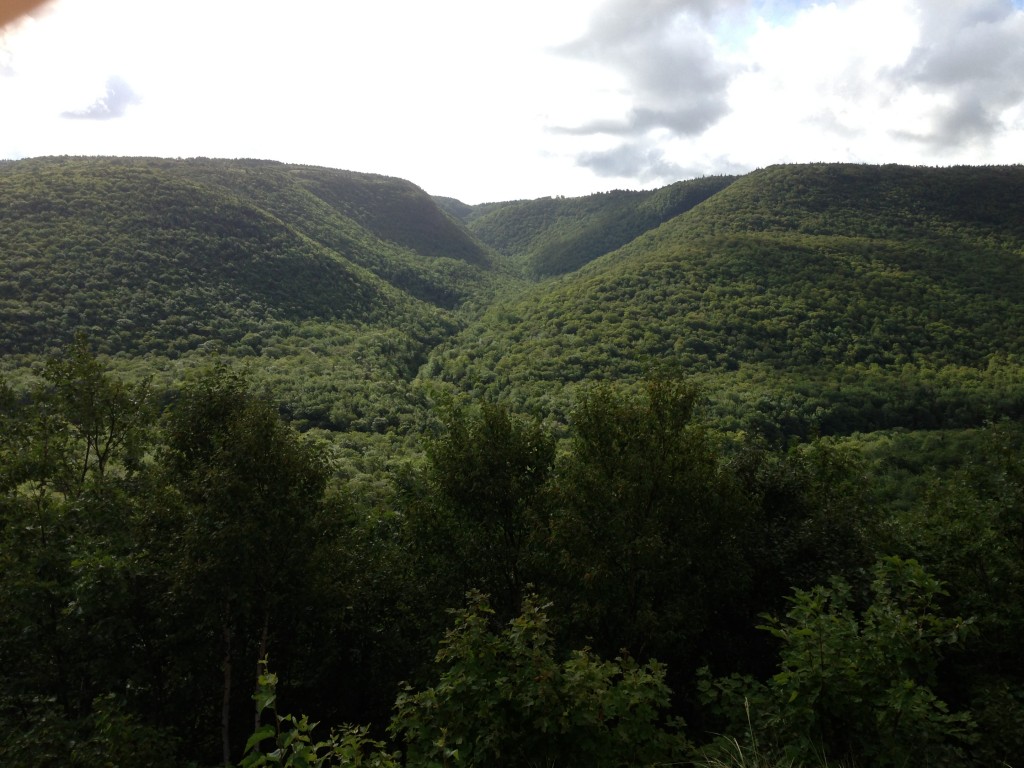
<box><xmin>1</xmin><ymin>159</ymin><xmax>1023</xmax><ymax>766</ymax></box>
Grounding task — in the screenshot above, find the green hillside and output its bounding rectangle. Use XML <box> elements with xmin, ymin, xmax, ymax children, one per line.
<box><xmin>426</xmin><ymin>163</ymin><xmax>1024</xmax><ymax>436</ymax></box>
<box><xmin>0</xmin><ymin>156</ymin><xmax>508</xmax><ymax>433</ymax></box>
<box><xmin>455</xmin><ymin>175</ymin><xmax>736</xmax><ymax>277</ymax></box>
<box><xmin>4</xmin><ymin>159</ymin><xmax>1024</xmax><ymax>767</ymax></box>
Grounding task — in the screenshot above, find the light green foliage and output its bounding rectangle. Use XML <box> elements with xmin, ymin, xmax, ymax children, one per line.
<box><xmin>39</xmin><ymin>332</ymin><xmax>154</xmax><ymax>492</ymax></box>
<box><xmin>241</xmin><ymin>666</ymin><xmax>399</xmax><ymax>768</ymax></box>
<box><xmin>431</xmin><ymin>164</ymin><xmax>1024</xmax><ymax>435</ymax></box>
<box><xmin>700</xmin><ymin>557</ymin><xmax>976</xmax><ymax>767</ymax></box>
<box><xmin>0</xmin><ymin>156</ymin><xmax>507</xmax><ymax>441</ymax></box>
<box><xmin>464</xmin><ymin>177</ymin><xmax>735</xmax><ymax>277</ymax></box>
<box><xmin>389</xmin><ymin>592</ymin><xmax>686</xmax><ymax>768</ymax></box>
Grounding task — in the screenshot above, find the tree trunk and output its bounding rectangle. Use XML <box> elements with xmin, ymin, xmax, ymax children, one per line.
<box><xmin>254</xmin><ymin>613</ymin><xmax>269</xmax><ymax>734</ymax></box>
<box><xmin>221</xmin><ymin>613</ymin><xmax>233</xmax><ymax>767</ymax></box>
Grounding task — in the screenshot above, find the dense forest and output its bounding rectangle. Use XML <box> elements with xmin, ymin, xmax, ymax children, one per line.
<box><xmin>1</xmin><ymin>157</ymin><xmax>1023</xmax><ymax>766</ymax></box>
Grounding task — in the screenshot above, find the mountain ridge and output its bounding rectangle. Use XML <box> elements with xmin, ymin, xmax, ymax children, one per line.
<box><xmin>2</xmin><ymin>157</ymin><xmax>1022</xmax><ymax>439</ymax></box>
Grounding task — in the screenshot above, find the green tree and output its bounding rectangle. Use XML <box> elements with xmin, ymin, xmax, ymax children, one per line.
<box><xmin>0</xmin><ymin>341</ymin><xmax>169</xmax><ymax>765</ymax></box>
<box><xmin>39</xmin><ymin>332</ymin><xmax>153</xmax><ymax>495</ymax></box>
<box><xmin>160</xmin><ymin>367</ymin><xmax>330</xmax><ymax>765</ymax></box>
<box><xmin>549</xmin><ymin>379</ymin><xmax>749</xmax><ymax>670</ymax></box>
<box><xmin>390</xmin><ymin>592</ymin><xmax>686</xmax><ymax>768</ymax></box>
<box><xmin>417</xmin><ymin>400</ymin><xmax>555</xmax><ymax>616</ymax></box>
<box><xmin>700</xmin><ymin>557</ymin><xmax>976</xmax><ymax>767</ymax></box>
<box><xmin>240</xmin><ymin>665</ymin><xmax>399</xmax><ymax>768</ymax></box>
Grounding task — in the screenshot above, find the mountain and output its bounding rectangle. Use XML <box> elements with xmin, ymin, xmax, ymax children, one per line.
<box><xmin>0</xmin><ymin>156</ymin><xmax>509</xmax><ymax>433</ymax></box>
<box><xmin>447</xmin><ymin>174</ymin><xmax>736</xmax><ymax>277</ymax></box>
<box><xmin>3</xmin><ymin>158</ymin><xmax>1023</xmax><ymax>443</ymax></box>
<box><xmin>424</xmin><ymin>163</ymin><xmax>1024</xmax><ymax>437</ymax></box>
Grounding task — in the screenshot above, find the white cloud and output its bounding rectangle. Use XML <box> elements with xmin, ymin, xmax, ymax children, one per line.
<box><xmin>2</xmin><ymin>0</ymin><xmax>1023</xmax><ymax>201</ymax></box>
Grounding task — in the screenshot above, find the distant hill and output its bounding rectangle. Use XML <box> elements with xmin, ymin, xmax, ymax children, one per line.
<box><xmin>4</xmin><ymin>158</ymin><xmax>1023</xmax><ymax>441</ymax></box>
<box><xmin>424</xmin><ymin>163</ymin><xmax>1024</xmax><ymax>437</ymax></box>
<box><xmin>450</xmin><ymin>175</ymin><xmax>736</xmax><ymax>277</ymax></box>
<box><xmin>0</xmin><ymin>156</ymin><xmax>507</xmax><ymax>433</ymax></box>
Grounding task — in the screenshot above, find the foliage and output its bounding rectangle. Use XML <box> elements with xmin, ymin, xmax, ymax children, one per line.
<box><xmin>240</xmin><ymin>666</ymin><xmax>399</xmax><ymax>768</ymax></box>
<box><xmin>548</xmin><ymin>379</ymin><xmax>750</xmax><ymax>673</ymax></box>
<box><xmin>465</xmin><ymin>175</ymin><xmax>736</xmax><ymax>277</ymax></box>
<box><xmin>414</xmin><ymin>400</ymin><xmax>555</xmax><ymax>615</ymax></box>
<box><xmin>0</xmin><ymin>155</ymin><xmax>506</xmax><ymax>442</ymax></box>
<box><xmin>0</xmin><ymin>693</ymin><xmax>178</xmax><ymax>768</ymax></box>
<box><xmin>389</xmin><ymin>592</ymin><xmax>687</xmax><ymax>768</ymax></box>
<box><xmin>160</xmin><ymin>366</ymin><xmax>333</xmax><ymax>763</ymax></box>
<box><xmin>429</xmin><ymin>164</ymin><xmax>1024</xmax><ymax>434</ymax></box>
<box><xmin>700</xmin><ymin>557</ymin><xmax>977</xmax><ymax>767</ymax></box>
<box><xmin>4</xmin><ymin>162</ymin><xmax>1024</xmax><ymax>765</ymax></box>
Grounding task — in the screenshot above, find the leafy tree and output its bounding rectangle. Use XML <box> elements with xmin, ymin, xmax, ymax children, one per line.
<box><xmin>241</xmin><ymin>665</ymin><xmax>399</xmax><ymax>768</ymax></box>
<box><xmin>39</xmin><ymin>332</ymin><xmax>154</xmax><ymax>494</ymax></box>
<box><xmin>700</xmin><ymin>557</ymin><xmax>976</xmax><ymax>767</ymax></box>
<box><xmin>416</xmin><ymin>400</ymin><xmax>554</xmax><ymax>616</ymax></box>
<box><xmin>0</xmin><ymin>341</ymin><xmax>170</xmax><ymax>765</ymax></box>
<box><xmin>160</xmin><ymin>367</ymin><xmax>330</xmax><ymax>765</ymax></box>
<box><xmin>389</xmin><ymin>592</ymin><xmax>686</xmax><ymax>768</ymax></box>
<box><xmin>548</xmin><ymin>379</ymin><xmax>749</xmax><ymax>673</ymax></box>
<box><xmin>882</xmin><ymin>421</ymin><xmax>1024</xmax><ymax>765</ymax></box>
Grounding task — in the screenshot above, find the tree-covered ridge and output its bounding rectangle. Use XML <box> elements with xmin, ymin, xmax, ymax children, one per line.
<box><xmin>455</xmin><ymin>175</ymin><xmax>737</xmax><ymax>277</ymax></box>
<box><xmin>426</xmin><ymin>163</ymin><xmax>1024</xmax><ymax>433</ymax></box>
<box><xmin>0</xmin><ymin>156</ymin><xmax>514</xmax><ymax>433</ymax></box>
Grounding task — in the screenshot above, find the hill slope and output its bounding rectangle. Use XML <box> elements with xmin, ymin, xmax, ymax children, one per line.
<box><xmin>4</xmin><ymin>159</ymin><xmax>1023</xmax><ymax>441</ymax></box>
<box><xmin>450</xmin><ymin>175</ymin><xmax>736</xmax><ymax>277</ymax></box>
<box><xmin>425</xmin><ymin>163</ymin><xmax>1024</xmax><ymax>436</ymax></box>
<box><xmin>0</xmin><ymin>156</ymin><xmax>507</xmax><ymax>432</ymax></box>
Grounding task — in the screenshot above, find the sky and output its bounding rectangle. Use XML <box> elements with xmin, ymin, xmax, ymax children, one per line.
<box><xmin>1</xmin><ymin>0</ymin><xmax>1023</xmax><ymax>203</ymax></box>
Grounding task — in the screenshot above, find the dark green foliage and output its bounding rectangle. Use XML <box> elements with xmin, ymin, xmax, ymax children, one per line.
<box><xmin>700</xmin><ymin>557</ymin><xmax>976</xmax><ymax>767</ymax></box>
<box><xmin>549</xmin><ymin>380</ymin><xmax>747</xmax><ymax>660</ymax></box>
<box><xmin>160</xmin><ymin>367</ymin><xmax>331</xmax><ymax>763</ymax></box>
<box><xmin>878</xmin><ymin>421</ymin><xmax>1024</xmax><ymax>765</ymax></box>
<box><xmin>419</xmin><ymin>401</ymin><xmax>554</xmax><ymax>614</ymax></box>
<box><xmin>0</xmin><ymin>340</ymin><xmax>175</xmax><ymax>765</ymax></box>
<box><xmin>390</xmin><ymin>592</ymin><xmax>687</xmax><ymax>768</ymax></box>
<box><xmin>241</xmin><ymin>666</ymin><xmax>399</xmax><ymax>768</ymax></box>
<box><xmin>730</xmin><ymin>439</ymin><xmax>874</xmax><ymax>611</ymax></box>
<box><xmin>465</xmin><ymin>175</ymin><xmax>736</xmax><ymax>277</ymax></box>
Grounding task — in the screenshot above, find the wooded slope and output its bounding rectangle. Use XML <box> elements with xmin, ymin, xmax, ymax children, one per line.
<box><xmin>426</xmin><ymin>163</ymin><xmax>1024</xmax><ymax>435</ymax></box>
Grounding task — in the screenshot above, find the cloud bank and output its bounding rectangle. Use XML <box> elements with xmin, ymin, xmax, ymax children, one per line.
<box><xmin>62</xmin><ymin>75</ymin><xmax>140</xmax><ymax>119</ymax></box>
<box><xmin>891</xmin><ymin>0</ymin><xmax>1024</xmax><ymax>149</ymax></box>
<box><xmin>554</xmin><ymin>0</ymin><xmax>1024</xmax><ymax>184</ymax></box>
<box><xmin>2</xmin><ymin>0</ymin><xmax>1024</xmax><ymax>201</ymax></box>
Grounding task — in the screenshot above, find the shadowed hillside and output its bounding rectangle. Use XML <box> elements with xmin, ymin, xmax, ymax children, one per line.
<box><xmin>448</xmin><ymin>175</ymin><xmax>736</xmax><ymax>277</ymax></box>
<box><xmin>0</xmin><ymin>156</ymin><xmax>508</xmax><ymax>433</ymax></box>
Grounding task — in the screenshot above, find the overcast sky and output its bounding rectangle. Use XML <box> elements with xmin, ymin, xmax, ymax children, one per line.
<box><xmin>2</xmin><ymin>0</ymin><xmax>1023</xmax><ymax>202</ymax></box>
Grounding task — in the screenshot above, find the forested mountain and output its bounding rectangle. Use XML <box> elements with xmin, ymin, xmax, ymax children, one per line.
<box><xmin>2</xmin><ymin>158</ymin><xmax>1024</xmax><ymax>767</ymax></box>
<box><xmin>444</xmin><ymin>174</ymin><xmax>736</xmax><ymax>276</ymax></box>
<box><xmin>0</xmin><ymin>156</ymin><xmax>510</xmax><ymax>434</ymax></box>
<box><xmin>428</xmin><ymin>163</ymin><xmax>1024</xmax><ymax>438</ymax></box>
